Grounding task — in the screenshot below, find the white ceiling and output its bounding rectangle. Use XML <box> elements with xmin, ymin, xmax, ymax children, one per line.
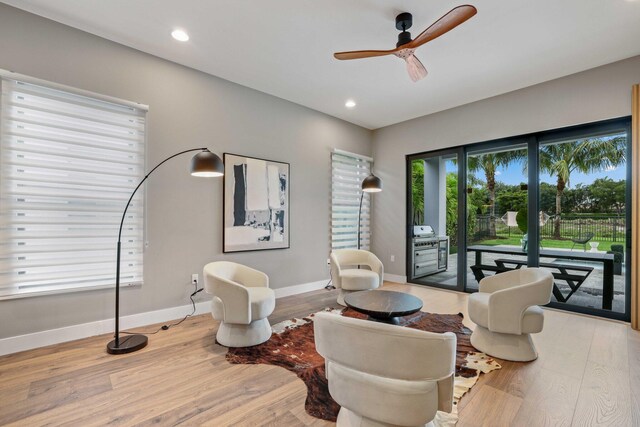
<box><xmin>3</xmin><ymin>0</ymin><xmax>640</xmax><ymax>129</ymax></box>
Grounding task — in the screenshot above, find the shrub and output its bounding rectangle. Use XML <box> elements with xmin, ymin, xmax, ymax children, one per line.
<box><xmin>516</xmin><ymin>206</ymin><xmax>528</xmax><ymax>234</ymax></box>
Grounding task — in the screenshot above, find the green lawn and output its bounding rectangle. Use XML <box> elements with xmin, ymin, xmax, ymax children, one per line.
<box><xmin>472</xmin><ymin>236</ymin><xmax>624</xmax><ymax>252</ymax></box>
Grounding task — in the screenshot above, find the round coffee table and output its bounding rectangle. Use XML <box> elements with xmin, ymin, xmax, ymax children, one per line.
<box><xmin>344</xmin><ymin>290</ymin><xmax>423</xmax><ymax>325</ymax></box>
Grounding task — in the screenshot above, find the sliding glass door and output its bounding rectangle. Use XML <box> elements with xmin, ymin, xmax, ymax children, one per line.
<box><xmin>405</xmin><ymin>117</ymin><xmax>632</xmax><ymax>320</ymax></box>
<box><xmin>537</xmin><ymin>123</ymin><xmax>631</xmax><ymax>317</ymax></box>
<box><xmin>465</xmin><ymin>142</ymin><xmax>528</xmax><ymax>292</ymax></box>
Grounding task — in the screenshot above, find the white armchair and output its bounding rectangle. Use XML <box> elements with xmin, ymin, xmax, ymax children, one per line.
<box><xmin>468</xmin><ymin>267</ymin><xmax>553</xmax><ymax>361</ymax></box>
<box><xmin>330</xmin><ymin>249</ymin><xmax>384</xmax><ymax>306</ymax></box>
<box><xmin>203</xmin><ymin>261</ymin><xmax>275</xmax><ymax>347</ymax></box>
<box><xmin>314</xmin><ymin>312</ymin><xmax>456</xmax><ymax>427</ymax></box>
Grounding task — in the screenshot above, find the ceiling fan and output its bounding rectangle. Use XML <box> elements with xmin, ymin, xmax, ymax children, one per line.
<box><xmin>334</xmin><ymin>5</ymin><xmax>477</xmax><ymax>82</ymax></box>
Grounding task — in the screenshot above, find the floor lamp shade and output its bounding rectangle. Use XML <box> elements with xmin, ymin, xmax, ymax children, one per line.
<box><xmin>358</xmin><ymin>173</ymin><xmax>382</xmax><ymax>250</ymax></box>
<box><xmin>191</xmin><ymin>150</ymin><xmax>224</xmax><ymax>177</ymax></box>
<box><xmin>107</xmin><ymin>148</ymin><xmax>223</xmax><ymax>355</ymax></box>
<box><xmin>362</xmin><ymin>173</ymin><xmax>382</xmax><ymax>192</ymax></box>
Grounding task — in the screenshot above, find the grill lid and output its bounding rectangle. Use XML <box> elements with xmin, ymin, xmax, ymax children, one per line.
<box><xmin>413</xmin><ymin>225</ymin><xmax>435</xmax><ymax>237</ymax></box>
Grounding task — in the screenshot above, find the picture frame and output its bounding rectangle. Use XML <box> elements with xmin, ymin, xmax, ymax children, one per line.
<box><xmin>223</xmin><ymin>153</ymin><xmax>290</xmax><ymax>253</ymax></box>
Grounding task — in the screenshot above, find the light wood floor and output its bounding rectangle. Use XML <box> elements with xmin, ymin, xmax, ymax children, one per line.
<box><xmin>1</xmin><ymin>282</ymin><xmax>639</xmax><ymax>426</ymax></box>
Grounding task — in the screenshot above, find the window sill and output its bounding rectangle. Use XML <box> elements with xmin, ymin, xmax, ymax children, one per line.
<box><xmin>0</xmin><ymin>282</ymin><xmax>143</xmax><ymax>301</ymax></box>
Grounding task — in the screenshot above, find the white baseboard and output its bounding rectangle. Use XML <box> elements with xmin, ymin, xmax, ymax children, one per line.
<box><xmin>273</xmin><ymin>279</ymin><xmax>328</xmax><ymax>298</ymax></box>
<box><xmin>384</xmin><ymin>273</ymin><xmax>407</xmax><ymax>284</ymax></box>
<box><xmin>0</xmin><ymin>279</ymin><xmax>328</xmax><ymax>357</ymax></box>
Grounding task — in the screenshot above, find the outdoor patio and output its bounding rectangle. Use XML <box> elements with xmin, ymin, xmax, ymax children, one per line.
<box><xmin>414</xmin><ymin>245</ymin><xmax>626</xmax><ymax>314</ymax></box>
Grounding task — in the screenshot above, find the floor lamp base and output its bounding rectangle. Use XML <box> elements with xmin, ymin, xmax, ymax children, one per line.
<box><xmin>106</xmin><ymin>334</ymin><xmax>148</xmax><ymax>354</ymax></box>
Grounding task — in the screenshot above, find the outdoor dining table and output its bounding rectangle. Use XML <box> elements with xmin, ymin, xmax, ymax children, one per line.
<box><xmin>467</xmin><ymin>245</ymin><xmax>615</xmax><ymax>310</ymax></box>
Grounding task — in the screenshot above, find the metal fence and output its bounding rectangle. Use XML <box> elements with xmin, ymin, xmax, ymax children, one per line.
<box><xmin>474</xmin><ymin>214</ymin><xmax>626</xmax><ymax>242</ymax></box>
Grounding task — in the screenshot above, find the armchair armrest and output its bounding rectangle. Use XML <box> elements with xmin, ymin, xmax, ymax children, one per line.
<box><xmin>330</xmin><ymin>252</ymin><xmax>342</xmax><ymax>288</ymax></box>
<box><xmin>213</xmin><ymin>277</ymin><xmax>251</xmax><ymax>324</ymax></box>
<box><xmin>488</xmin><ymin>280</ymin><xmax>550</xmax><ymax>334</ymax></box>
<box><xmin>437</xmin><ymin>373</ymin><xmax>455</xmax><ymax>413</ymax></box>
<box><xmin>367</xmin><ymin>253</ymin><xmax>384</xmax><ymax>285</ymax></box>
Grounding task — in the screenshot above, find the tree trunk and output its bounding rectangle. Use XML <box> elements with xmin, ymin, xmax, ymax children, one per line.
<box><xmin>487</xmin><ymin>173</ymin><xmax>496</xmax><ymax>238</ymax></box>
<box><xmin>554</xmin><ymin>176</ymin><xmax>565</xmax><ymax>239</ymax></box>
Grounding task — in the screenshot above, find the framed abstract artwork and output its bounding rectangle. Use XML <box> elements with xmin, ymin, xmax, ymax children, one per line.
<box><xmin>223</xmin><ymin>153</ymin><xmax>290</xmax><ymax>253</ymax></box>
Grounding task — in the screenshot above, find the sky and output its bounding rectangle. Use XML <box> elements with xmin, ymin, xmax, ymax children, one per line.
<box><xmin>495</xmin><ymin>158</ymin><xmax>627</xmax><ymax>186</ymax></box>
<box><xmin>441</xmin><ymin>132</ymin><xmax>628</xmax><ymax>187</ymax></box>
<box><xmin>444</xmin><ymin>155</ymin><xmax>627</xmax><ymax>187</ymax></box>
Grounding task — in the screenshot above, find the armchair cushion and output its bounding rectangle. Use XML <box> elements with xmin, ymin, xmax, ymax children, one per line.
<box><xmin>468</xmin><ymin>292</ymin><xmax>544</xmax><ymax>334</ymax></box>
<box><xmin>340</xmin><ymin>269</ymin><xmax>380</xmax><ymax>291</ymax></box>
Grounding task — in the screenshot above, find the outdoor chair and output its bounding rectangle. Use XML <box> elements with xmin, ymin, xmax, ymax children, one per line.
<box><xmin>520</xmin><ymin>211</ymin><xmax>549</xmax><ymax>251</ymax></box>
<box><xmin>608</xmin><ymin>244</ymin><xmax>624</xmax><ymax>275</ymax></box>
<box><xmin>521</xmin><ymin>234</ymin><xmax>543</xmax><ymax>252</ymax></box>
<box><xmin>571</xmin><ymin>232</ymin><xmax>594</xmax><ymax>251</ymax></box>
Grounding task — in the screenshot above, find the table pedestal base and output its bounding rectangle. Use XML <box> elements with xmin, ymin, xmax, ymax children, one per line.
<box><xmin>368</xmin><ymin>315</ymin><xmax>401</xmax><ymax>325</ymax></box>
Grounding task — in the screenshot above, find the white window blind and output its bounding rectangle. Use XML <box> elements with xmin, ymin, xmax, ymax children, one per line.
<box><xmin>331</xmin><ymin>150</ymin><xmax>372</xmax><ymax>250</ymax></box>
<box><xmin>0</xmin><ymin>75</ymin><xmax>146</xmax><ymax>299</ymax></box>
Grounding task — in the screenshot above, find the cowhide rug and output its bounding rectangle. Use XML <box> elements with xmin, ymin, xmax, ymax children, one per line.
<box><xmin>226</xmin><ymin>308</ymin><xmax>501</xmax><ymax>426</ymax></box>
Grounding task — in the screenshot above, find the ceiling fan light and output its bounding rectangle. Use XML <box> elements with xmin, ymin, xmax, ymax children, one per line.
<box><xmin>405</xmin><ymin>54</ymin><xmax>428</xmax><ymax>82</ymax></box>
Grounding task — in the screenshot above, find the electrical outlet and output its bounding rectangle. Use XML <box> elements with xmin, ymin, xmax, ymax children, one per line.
<box><xmin>390</xmin><ymin>255</ymin><xmax>395</xmax><ymax>262</ymax></box>
<box><xmin>191</xmin><ymin>273</ymin><xmax>199</xmax><ymax>285</ymax></box>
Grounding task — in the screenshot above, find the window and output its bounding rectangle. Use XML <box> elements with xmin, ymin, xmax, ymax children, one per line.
<box><xmin>0</xmin><ymin>73</ymin><xmax>147</xmax><ymax>298</ymax></box>
<box><xmin>331</xmin><ymin>150</ymin><xmax>373</xmax><ymax>250</ymax></box>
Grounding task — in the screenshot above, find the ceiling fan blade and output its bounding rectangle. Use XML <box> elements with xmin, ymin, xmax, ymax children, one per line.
<box><xmin>405</xmin><ymin>54</ymin><xmax>428</xmax><ymax>82</ymax></box>
<box><xmin>334</xmin><ymin>49</ymin><xmax>398</xmax><ymax>60</ymax></box>
<box><xmin>408</xmin><ymin>5</ymin><xmax>477</xmax><ymax>49</ymax></box>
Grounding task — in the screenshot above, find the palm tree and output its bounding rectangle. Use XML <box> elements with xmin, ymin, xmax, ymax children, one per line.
<box><xmin>539</xmin><ymin>136</ymin><xmax>626</xmax><ymax>239</ymax></box>
<box><xmin>467</xmin><ymin>150</ymin><xmax>526</xmax><ymax>237</ymax></box>
<box><xmin>411</xmin><ymin>160</ymin><xmax>425</xmax><ymax>225</ymax></box>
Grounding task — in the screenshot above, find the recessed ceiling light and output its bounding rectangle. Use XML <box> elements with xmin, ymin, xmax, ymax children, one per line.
<box><xmin>171</xmin><ymin>29</ymin><xmax>189</xmax><ymax>42</ymax></box>
<box><xmin>345</xmin><ymin>99</ymin><xmax>356</xmax><ymax>109</ymax></box>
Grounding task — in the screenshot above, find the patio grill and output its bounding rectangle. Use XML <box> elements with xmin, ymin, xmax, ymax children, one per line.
<box><xmin>411</xmin><ymin>225</ymin><xmax>449</xmax><ymax>278</ymax></box>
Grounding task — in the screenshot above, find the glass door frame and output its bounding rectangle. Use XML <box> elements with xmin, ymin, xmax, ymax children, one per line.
<box><xmin>405</xmin><ymin>117</ymin><xmax>632</xmax><ymax>321</ymax></box>
<box><xmin>406</xmin><ymin>147</ymin><xmax>465</xmax><ymax>293</ymax></box>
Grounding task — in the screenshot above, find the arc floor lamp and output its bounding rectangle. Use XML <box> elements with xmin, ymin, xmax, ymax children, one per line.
<box><xmin>107</xmin><ymin>148</ymin><xmax>224</xmax><ymax>355</ymax></box>
<box><xmin>357</xmin><ymin>173</ymin><xmax>383</xmax><ymax>250</ymax></box>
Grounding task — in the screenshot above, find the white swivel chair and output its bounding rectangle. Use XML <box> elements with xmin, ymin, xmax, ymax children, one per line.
<box><xmin>314</xmin><ymin>312</ymin><xmax>456</xmax><ymax>427</ymax></box>
<box><xmin>203</xmin><ymin>261</ymin><xmax>275</xmax><ymax>347</ymax></box>
<box><xmin>330</xmin><ymin>249</ymin><xmax>383</xmax><ymax>306</ymax></box>
<box><xmin>468</xmin><ymin>267</ymin><xmax>553</xmax><ymax>362</ymax></box>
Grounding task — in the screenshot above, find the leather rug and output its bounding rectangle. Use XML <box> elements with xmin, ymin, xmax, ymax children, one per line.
<box><xmin>226</xmin><ymin>308</ymin><xmax>501</xmax><ymax>426</ymax></box>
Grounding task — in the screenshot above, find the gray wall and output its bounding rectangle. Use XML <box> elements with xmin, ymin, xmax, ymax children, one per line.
<box><xmin>372</xmin><ymin>55</ymin><xmax>640</xmax><ymax>276</ymax></box>
<box><xmin>0</xmin><ymin>4</ymin><xmax>372</xmax><ymax>339</ymax></box>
